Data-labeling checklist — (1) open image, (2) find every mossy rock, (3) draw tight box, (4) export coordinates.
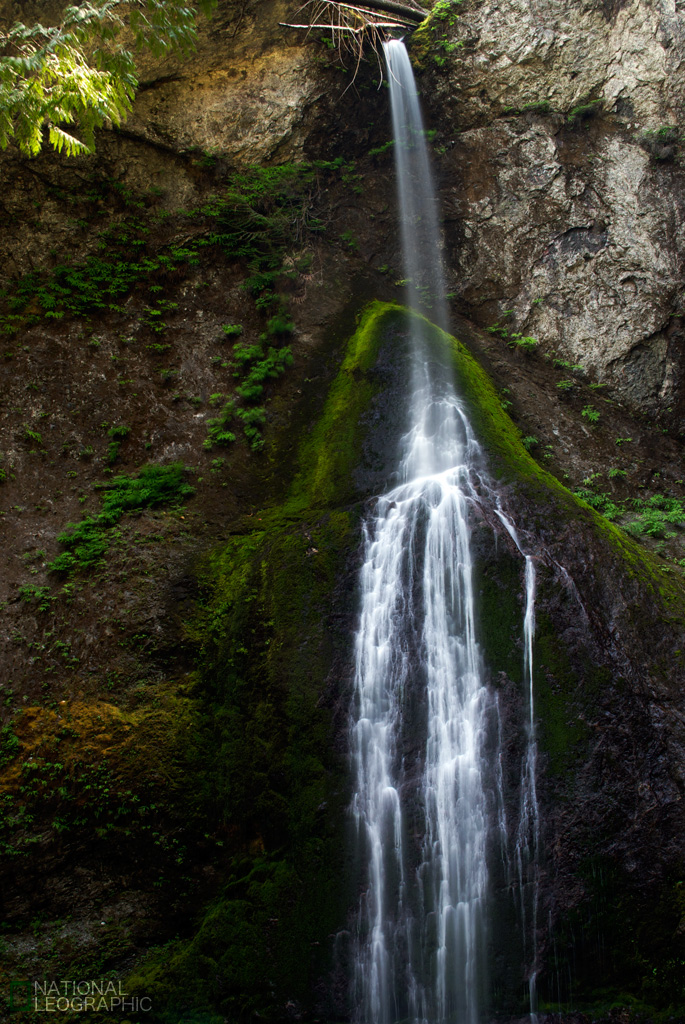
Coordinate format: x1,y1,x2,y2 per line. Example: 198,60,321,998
125,302,685,1021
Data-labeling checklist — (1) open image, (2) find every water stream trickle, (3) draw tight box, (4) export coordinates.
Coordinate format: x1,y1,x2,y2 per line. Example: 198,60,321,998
496,512,540,1020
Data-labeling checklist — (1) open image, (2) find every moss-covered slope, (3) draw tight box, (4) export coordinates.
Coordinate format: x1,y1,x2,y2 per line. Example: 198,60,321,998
2,301,683,1022
125,302,685,1021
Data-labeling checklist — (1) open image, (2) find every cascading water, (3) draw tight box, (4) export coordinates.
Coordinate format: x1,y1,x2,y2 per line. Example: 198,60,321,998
349,37,540,1024
383,39,448,333
350,39,489,1024
350,388,490,1024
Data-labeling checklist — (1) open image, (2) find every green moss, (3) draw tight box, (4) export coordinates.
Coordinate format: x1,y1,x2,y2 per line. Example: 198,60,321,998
127,519,355,1018
567,98,604,125
0,682,208,870
543,859,685,1017
287,299,390,510
474,544,524,686
531,610,592,773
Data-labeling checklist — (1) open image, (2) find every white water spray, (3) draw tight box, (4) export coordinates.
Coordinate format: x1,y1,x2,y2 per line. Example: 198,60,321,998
350,368,491,1024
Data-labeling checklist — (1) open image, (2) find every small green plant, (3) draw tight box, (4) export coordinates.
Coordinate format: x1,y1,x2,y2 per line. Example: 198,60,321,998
572,485,685,544
625,495,685,539
553,358,584,372
368,140,395,159
574,488,623,521
204,401,237,449
220,324,243,338
429,0,462,28
21,549,45,563
615,437,632,446
340,230,359,251
233,341,293,402
581,405,600,423
48,464,194,574
521,436,539,451
567,98,603,125
639,125,683,162
0,724,19,769
556,379,576,392
608,467,627,480
236,406,267,451
140,298,178,333
522,101,552,115
21,424,43,445
104,424,130,465
509,332,538,352
267,313,295,336
18,584,54,612
486,310,516,339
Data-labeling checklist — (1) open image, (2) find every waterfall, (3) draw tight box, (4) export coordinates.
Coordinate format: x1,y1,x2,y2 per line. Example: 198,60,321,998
350,39,489,1024
349,38,540,1024
384,38,448,333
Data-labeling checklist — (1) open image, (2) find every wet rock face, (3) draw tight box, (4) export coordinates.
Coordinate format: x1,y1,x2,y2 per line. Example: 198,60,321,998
441,122,685,417
125,1,325,164
416,0,685,422
0,0,328,281
433,0,685,129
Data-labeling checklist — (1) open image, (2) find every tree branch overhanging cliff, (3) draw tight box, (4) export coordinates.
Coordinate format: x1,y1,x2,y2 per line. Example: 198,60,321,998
0,0,217,158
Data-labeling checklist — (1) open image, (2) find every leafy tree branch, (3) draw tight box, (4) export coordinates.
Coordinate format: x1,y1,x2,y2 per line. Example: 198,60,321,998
0,0,216,157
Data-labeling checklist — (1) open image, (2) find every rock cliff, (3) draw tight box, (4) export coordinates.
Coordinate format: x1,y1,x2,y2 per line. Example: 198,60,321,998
0,0,684,1020
415,0,685,422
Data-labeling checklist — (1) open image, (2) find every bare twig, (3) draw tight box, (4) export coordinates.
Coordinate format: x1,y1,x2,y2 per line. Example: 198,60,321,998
281,0,423,85
280,22,410,31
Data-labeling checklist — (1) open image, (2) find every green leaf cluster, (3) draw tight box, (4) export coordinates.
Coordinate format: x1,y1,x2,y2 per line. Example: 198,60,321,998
234,341,293,403
0,0,217,156
48,462,194,573
204,342,293,452
573,487,685,540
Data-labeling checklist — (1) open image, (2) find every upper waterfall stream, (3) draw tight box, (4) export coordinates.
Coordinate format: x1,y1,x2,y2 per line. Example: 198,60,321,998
349,39,539,1023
